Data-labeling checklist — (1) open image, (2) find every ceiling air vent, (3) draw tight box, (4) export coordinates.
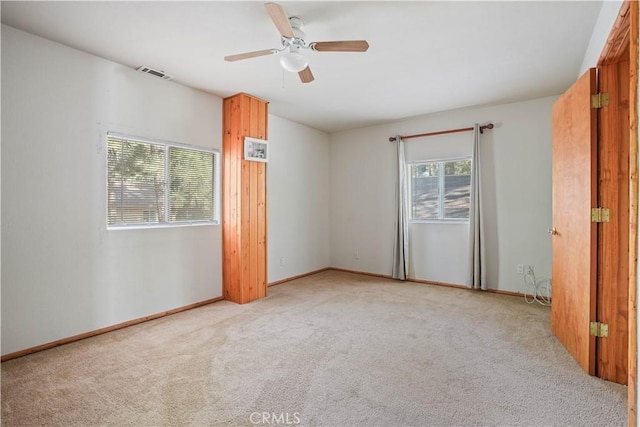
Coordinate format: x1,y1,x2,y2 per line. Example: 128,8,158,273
136,66,173,81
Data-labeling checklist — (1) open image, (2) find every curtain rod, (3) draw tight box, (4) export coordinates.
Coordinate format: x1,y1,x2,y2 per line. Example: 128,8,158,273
388,123,494,142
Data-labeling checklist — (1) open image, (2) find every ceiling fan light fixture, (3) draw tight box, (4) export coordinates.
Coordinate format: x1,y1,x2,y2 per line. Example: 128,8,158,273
279,51,308,73
225,2,368,83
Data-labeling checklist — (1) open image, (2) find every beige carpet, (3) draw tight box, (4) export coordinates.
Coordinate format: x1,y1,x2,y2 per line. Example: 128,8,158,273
1,270,627,426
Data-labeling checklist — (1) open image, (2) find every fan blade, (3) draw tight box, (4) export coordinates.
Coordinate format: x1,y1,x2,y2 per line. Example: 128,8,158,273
224,49,278,62
310,40,370,52
264,2,294,38
298,66,314,83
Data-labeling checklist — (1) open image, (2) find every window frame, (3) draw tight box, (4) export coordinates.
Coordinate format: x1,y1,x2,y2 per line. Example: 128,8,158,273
106,131,220,230
408,156,472,223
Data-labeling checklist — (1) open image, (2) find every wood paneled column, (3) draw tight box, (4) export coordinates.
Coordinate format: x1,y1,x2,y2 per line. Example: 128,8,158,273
222,93,268,304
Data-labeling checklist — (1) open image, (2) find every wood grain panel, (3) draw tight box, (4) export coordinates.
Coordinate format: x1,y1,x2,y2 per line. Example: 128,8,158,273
231,97,242,302
258,162,267,298
222,93,268,304
257,99,268,298
600,1,631,66
598,51,630,385
628,0,638,421
551,69,598,375
249,159,258,302
223,96,240,302
241,157,251,302
240,95,251,302
249,97,259,302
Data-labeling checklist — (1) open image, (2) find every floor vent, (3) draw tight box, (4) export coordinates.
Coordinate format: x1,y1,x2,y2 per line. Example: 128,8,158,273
136,66,173,81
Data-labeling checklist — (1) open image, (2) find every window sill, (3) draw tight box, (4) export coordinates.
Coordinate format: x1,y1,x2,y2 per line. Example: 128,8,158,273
107,221,219,231
409,219,469,225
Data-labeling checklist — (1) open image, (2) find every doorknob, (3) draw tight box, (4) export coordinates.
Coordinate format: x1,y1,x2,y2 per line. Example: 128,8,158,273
547,227,558,235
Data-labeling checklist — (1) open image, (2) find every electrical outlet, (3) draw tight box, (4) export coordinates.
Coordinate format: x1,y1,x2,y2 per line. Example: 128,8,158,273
354,251,359,260
517,264,524,275
526,265,535,275
279,257,285,267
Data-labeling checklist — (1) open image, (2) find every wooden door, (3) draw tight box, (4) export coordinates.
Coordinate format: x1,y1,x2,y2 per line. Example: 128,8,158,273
551,68,598,375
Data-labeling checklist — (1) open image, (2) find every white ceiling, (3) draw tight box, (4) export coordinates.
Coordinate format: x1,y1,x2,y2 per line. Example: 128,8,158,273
1,1,603,133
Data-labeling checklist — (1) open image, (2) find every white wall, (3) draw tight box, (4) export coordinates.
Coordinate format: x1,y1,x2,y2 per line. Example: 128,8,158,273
1,25,333,355
579,0,624,75
330,97,555,294
267,116,330,283
1,25,224,355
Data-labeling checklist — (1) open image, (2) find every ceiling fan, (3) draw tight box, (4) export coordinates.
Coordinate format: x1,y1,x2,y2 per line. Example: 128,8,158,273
224,2,369,83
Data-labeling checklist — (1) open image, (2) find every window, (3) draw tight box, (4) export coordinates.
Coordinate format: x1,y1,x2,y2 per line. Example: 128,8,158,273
142,210,158,222
410,159,471,221
107,134,218,228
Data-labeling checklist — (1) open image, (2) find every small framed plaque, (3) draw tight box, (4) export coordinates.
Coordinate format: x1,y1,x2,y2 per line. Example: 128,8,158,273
244,137,268,162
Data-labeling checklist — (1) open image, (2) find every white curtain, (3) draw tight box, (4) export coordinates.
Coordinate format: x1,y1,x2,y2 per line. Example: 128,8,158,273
468,124,486,290
392,137,409,280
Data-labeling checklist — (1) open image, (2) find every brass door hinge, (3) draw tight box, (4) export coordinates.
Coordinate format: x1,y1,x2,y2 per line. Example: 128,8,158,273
591,207,610,223
590,322,609,338
591,93,610,108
